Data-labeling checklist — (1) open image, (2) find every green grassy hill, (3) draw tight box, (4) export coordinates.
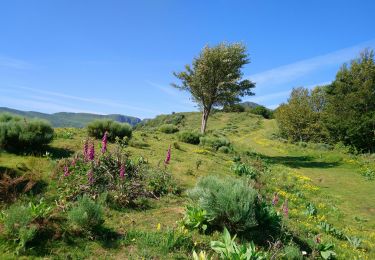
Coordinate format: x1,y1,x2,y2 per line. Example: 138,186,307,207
0,111,374,259
0,107,141,127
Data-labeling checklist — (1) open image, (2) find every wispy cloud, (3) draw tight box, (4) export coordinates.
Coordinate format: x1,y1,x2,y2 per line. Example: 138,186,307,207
12,86,160,115
248,39,375,87
0,56,34,69
146,80,180,97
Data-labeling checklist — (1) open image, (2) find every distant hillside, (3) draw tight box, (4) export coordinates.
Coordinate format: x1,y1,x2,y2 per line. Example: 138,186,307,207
239,101,261,109
0,107,141,128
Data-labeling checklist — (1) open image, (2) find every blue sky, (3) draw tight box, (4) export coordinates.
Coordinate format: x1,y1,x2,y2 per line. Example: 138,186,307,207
1,0,375,119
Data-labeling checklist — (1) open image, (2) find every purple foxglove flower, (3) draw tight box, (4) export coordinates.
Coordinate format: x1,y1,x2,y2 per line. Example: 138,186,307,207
83,139,89,161
88,142,95,161
71,158,76,167
119,163,125,179
64,165,70,177
164,145,171,165
101,131,108,153
272,193,279,206
87,169,94,184
282,199,289,217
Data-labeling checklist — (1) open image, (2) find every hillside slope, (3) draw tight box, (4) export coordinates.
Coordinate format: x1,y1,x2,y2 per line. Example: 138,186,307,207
0,107,141,127
0,111,373,258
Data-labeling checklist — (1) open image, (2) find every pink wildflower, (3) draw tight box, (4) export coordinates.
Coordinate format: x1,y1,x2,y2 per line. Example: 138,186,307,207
63,165,70,177
272,192,279,206
88,142,95,161
101,131,108,153
71,158,76,167
119,163,125,179
282,199,289,217
164,145,171,165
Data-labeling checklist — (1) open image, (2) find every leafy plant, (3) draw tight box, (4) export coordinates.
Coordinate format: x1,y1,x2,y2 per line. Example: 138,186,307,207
210,227,267,260
193,250,211,260
360,167,375,180
283,245,303,260
231,163,257,178
181,205,210,232
304,202,317,216
346,236,362,249
316,242,336,260
28,198,53,219
317,222,345,240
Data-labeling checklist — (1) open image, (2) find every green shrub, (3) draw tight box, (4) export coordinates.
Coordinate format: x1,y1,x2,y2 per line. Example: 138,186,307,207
188,176,258,232
218,146,230,153
129,138,149,148
159,124,179,134
87,119,132,141
199,136,230,150
178,131,202,145
0,113,54,151
283,245,303,260
249,106,273,119
68,195,104,231
2,203,37,252
147,168,180,197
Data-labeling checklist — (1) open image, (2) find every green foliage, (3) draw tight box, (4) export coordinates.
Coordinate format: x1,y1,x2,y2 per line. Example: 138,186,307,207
316,242,336,260
181,205,210,232
317,222,345,240
360,167,375,180
87,119,132,141
28,198,52,219
178,131,202,144
324,49,375,152
137,113,185,129
346,235,362,249
1,203,38,253
147,168,180,197
222,104,245,113
159,124,179,134
129,138,149,148
231,162,257,178
218,146,231,154
210,227,267,260
68,195,104,231
199,136,231,150
249,106,273,119
304,202,317,216
188,176,258,232
282,245,303,260
275,87,328,143
172,42,255,133
0,113,54,151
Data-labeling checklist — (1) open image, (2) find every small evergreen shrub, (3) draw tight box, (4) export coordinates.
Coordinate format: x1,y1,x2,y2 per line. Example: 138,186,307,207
199,136,230,150
68,195,104,231
218,145,231,154
188,175,258,232
87,119,132,141
159,124,179,134
178,131,202,145
2,204,37,252
0,113,54,151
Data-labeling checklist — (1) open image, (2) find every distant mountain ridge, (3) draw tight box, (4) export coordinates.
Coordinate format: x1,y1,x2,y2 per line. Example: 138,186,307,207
239,101,261,109
0,107,141,128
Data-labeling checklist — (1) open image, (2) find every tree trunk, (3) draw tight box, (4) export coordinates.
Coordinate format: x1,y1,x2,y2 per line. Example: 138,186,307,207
201,108,210,134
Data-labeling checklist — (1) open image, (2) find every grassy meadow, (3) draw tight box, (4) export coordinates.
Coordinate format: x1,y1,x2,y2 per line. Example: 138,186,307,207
0,111,374,259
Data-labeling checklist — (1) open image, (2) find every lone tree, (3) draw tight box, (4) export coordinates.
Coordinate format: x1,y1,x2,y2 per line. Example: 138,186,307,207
172,43,255,133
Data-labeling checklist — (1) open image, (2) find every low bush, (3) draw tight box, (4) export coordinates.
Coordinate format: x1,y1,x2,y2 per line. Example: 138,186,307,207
2,204,36,252
68,195,104,232
0,113,54,151
129,139,149,148
283,245,303,260
159,124,179,134
218,146,231,154
87,119,132,141
188,176,258,232
199,136,230,150
178,131,202,145
181,205,210,233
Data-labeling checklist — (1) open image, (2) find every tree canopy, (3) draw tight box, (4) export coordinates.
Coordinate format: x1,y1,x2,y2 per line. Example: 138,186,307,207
172,42,255,133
